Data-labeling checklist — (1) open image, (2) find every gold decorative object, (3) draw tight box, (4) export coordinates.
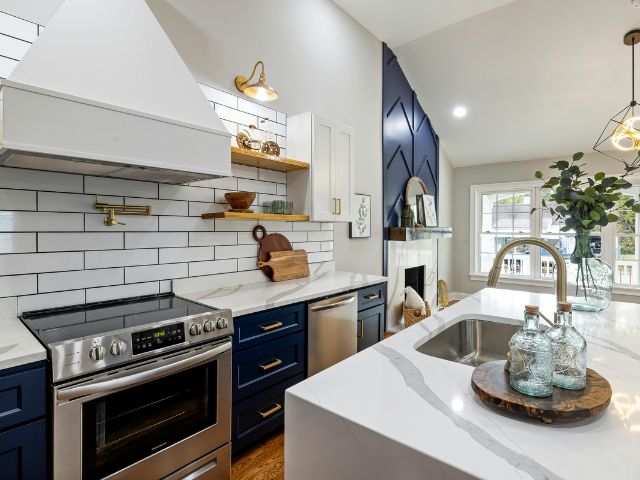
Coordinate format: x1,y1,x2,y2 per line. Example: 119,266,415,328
261,140,280,156
234,60,278,102
236,125,263,151
95,196,151,226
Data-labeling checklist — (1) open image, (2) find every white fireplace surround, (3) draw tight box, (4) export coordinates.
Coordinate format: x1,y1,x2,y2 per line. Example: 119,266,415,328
386,239,438,330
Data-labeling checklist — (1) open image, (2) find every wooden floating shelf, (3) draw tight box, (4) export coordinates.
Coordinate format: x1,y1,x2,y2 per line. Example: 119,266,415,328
230,147,310,172
201,212,310,221
387,226,453,241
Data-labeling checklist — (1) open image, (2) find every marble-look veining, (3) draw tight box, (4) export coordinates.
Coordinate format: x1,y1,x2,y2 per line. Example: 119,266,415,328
176,270,387,317
0,315,46,370
285,288,640,480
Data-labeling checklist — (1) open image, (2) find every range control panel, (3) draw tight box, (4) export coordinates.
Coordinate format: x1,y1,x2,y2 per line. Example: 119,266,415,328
132,323,185,355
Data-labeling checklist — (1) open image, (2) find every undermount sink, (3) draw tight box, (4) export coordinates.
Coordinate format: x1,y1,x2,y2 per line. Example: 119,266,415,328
416,318,520,367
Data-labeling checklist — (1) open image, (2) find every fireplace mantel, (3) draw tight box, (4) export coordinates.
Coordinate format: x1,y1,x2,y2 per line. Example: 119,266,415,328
387,227,452,242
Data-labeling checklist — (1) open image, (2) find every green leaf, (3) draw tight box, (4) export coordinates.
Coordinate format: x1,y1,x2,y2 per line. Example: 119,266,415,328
594,172,606,181
535,170,543,179
607,213,619,222
581,219,593,227
572,152,584,161
541,199,546,208
632,204,640,213
602,177,614,187
589,211,600,221
529,208,536,215
557,160,569,170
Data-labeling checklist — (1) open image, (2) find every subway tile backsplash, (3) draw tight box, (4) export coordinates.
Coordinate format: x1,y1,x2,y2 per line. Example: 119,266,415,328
0,12,332,313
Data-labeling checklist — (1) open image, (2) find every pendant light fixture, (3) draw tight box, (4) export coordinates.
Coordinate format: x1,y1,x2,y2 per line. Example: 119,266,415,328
594,29,640,161
234,60,279,102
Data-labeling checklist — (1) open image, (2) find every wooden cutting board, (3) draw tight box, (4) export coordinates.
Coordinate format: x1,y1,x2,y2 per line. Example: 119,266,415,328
257,250,310,282
253,225,292,275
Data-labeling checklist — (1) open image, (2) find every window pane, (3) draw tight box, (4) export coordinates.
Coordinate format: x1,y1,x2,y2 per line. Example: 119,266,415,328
478,234,530,275
617,236,639,260
540,235,575,279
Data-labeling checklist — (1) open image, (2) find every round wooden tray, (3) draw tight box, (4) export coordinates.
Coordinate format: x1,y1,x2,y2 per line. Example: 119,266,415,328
471,361,612,424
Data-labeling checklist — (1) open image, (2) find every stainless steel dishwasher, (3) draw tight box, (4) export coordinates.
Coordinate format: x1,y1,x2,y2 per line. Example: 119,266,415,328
308,293,358,376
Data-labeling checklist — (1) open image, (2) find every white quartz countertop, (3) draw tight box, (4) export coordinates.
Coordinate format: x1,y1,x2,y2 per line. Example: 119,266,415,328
285,288,640,480
0,315,46,370
177,270,387,317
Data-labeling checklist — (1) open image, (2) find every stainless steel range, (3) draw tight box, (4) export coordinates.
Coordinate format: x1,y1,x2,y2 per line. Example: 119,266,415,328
21,293,233,480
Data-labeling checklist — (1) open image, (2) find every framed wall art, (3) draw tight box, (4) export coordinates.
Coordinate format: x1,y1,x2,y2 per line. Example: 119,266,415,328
350,194,371,238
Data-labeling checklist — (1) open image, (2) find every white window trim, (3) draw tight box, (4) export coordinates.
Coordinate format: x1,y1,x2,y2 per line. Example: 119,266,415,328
469,180,539,280
470,177,640,295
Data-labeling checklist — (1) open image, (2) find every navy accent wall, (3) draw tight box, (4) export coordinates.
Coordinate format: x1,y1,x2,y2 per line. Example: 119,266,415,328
382,43,439,274
383,44,439,229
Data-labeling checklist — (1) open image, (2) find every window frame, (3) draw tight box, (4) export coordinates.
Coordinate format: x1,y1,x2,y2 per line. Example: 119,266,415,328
469,177,640,295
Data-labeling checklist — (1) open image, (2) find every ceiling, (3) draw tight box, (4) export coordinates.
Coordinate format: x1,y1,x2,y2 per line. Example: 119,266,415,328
333,0,517,47
336,0,640,167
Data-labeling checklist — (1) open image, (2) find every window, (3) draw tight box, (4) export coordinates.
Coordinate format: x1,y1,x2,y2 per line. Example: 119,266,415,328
477,190,532,276
470,180,627,288
613,186,640,285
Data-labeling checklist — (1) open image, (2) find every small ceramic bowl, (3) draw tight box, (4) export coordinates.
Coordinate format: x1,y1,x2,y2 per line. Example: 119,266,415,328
224,191,256,210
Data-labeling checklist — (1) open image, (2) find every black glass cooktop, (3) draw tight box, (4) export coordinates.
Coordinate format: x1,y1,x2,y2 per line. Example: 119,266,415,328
21,293,215,345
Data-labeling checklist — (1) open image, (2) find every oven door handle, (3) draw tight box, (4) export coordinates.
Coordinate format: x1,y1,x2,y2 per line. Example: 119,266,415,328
57,341,231,402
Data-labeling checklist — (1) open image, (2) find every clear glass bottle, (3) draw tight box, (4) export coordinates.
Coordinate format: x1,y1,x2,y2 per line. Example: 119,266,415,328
509,305,554,397
545,301,587,390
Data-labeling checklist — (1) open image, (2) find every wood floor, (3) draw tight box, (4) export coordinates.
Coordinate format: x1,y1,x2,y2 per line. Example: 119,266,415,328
231,429,285,480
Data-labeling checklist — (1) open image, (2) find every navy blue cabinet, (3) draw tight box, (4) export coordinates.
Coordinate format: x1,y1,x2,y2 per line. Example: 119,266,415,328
0,361,48,480
357,305,385,352
231,286,386,454
232,304,306,454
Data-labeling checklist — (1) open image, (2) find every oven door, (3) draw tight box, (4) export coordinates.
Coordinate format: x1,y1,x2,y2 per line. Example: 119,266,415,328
53,340,231,480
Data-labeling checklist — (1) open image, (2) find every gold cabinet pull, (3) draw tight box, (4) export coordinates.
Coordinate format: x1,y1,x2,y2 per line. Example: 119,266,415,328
259,321,283,332
357,320,364,338
332,197,337,214
364,293,380,300
258,403,282,418
259,358,283,371
337,198,341,215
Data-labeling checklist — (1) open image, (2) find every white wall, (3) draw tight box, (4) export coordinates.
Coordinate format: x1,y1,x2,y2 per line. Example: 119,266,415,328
438,145,454,287
146,0,383,275
451,151,640,303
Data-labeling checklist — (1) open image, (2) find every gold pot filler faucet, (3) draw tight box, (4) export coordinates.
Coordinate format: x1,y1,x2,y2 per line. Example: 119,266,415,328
486,237,568,326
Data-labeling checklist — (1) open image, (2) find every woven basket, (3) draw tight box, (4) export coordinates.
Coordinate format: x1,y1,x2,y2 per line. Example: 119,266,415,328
403,301,431,327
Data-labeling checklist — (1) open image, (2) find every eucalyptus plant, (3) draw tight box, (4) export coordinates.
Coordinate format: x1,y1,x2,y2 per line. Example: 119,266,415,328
532,152,640,232
532,151,640,304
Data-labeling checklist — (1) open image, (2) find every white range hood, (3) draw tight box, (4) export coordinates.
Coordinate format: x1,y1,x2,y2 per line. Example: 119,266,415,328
0,0,232,183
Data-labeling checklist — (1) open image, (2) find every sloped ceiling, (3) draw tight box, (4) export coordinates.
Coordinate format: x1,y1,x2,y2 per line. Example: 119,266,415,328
335,0,640,167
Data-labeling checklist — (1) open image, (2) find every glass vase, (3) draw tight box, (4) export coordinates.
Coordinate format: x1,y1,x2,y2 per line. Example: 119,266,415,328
566,230,613,312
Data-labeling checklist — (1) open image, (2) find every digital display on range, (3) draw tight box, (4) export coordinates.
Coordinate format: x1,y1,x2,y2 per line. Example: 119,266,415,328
132,323,184,355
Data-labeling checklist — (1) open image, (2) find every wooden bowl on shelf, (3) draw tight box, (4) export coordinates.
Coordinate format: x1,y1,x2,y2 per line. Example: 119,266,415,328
224,191,256,212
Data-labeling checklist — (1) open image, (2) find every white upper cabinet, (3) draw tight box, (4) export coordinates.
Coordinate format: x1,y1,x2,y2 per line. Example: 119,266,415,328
287,112,354,222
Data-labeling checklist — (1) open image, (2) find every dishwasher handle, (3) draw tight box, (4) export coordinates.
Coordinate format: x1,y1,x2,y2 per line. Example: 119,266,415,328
309,295,356,312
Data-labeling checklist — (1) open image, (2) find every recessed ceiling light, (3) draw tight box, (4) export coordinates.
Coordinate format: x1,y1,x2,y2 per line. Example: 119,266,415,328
453,106,467,118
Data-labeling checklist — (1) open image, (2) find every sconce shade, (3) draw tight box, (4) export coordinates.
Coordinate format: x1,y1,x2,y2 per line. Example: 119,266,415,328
235,61,279,101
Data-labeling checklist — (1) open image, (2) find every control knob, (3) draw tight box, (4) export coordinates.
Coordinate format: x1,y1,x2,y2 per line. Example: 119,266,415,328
189,323,203,336
89,345,106,361
110,339,127,356
203,320,215,332
216,317,229,329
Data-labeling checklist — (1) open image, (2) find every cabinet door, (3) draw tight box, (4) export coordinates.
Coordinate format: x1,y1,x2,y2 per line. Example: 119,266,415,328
333,123,354,222
357,305,384,352
311,116,335,222
0,419,47,480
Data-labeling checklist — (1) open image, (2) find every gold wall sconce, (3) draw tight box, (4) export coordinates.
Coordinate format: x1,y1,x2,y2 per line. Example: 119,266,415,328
235,60,279,102
95,196,151,226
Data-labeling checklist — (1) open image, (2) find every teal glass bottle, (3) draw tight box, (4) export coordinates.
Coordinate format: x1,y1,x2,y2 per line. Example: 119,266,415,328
509,305,553,397
545,301,587,390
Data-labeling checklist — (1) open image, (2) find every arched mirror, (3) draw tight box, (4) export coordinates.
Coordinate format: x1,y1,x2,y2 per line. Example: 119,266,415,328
404,176,428,204
404,177,429,227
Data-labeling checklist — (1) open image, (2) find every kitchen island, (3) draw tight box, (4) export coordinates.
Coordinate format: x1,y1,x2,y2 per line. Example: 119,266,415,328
285,288,640,480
